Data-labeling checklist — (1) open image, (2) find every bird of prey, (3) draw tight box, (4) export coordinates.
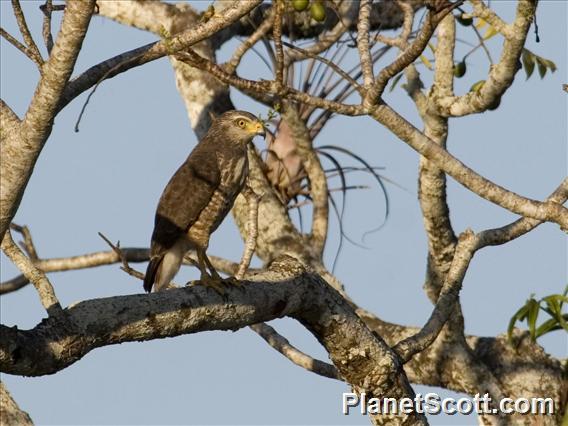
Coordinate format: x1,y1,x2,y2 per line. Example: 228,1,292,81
143,110,265,293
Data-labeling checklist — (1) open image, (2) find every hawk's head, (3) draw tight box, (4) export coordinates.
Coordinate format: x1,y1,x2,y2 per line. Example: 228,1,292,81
214,110,266,145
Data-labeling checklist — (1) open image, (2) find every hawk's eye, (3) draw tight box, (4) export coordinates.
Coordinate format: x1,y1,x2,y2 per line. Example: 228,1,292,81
237,119,247,128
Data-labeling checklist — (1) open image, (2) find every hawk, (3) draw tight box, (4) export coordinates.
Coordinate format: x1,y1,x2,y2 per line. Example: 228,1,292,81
143,110,265,293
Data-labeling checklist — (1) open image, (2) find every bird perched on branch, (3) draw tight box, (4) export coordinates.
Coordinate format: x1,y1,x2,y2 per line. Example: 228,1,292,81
144,110,266,293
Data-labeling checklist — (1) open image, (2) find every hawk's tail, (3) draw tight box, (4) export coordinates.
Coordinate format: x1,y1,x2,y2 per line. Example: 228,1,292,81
143,257,162,293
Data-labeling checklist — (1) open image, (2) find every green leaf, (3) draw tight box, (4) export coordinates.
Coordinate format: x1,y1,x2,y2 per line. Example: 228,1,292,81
543,295,568,331
508,303,530,343
389,73,404,92
541,58,557,73
526,299,540,341
535,316,562,339
536,57,547,78
522,49,535,80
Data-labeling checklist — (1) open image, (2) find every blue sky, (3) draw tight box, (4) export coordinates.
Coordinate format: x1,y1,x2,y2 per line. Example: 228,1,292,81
1,1,566,425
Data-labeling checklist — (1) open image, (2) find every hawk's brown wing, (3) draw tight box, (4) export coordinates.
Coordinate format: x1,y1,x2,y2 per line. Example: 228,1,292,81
150,143,221,257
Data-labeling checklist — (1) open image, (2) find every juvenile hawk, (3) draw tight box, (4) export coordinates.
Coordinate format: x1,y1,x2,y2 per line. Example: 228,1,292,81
143,110,265,293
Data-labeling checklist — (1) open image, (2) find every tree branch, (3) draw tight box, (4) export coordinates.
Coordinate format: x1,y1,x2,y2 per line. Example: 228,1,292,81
11,0,43,67
1,230,63,318
357,0,374,88
58,1,262,116
0,247,245,295
371,104,568,229
249,322,340,380
435,0,537,116
0,0,96,242
0,381,33,426
0,256,425,425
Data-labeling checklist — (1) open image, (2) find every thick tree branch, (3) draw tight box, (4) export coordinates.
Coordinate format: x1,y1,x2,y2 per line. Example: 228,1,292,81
0,256,425,425
418,13,457,301
0,0,96,243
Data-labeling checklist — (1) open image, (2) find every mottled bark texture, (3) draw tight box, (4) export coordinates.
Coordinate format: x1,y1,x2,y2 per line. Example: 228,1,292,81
0,381,33,426
0,256,425,425
0,0,96,241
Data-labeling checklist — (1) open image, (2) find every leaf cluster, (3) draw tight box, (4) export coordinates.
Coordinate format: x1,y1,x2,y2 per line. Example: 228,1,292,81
508,285,568,345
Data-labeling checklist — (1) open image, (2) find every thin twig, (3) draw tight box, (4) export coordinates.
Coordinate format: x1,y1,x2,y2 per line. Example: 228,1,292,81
0,27,42,67
10,223,39,260
11,0,43,67
226,8,274,74
98,232,145,281
40,0,55,54
281,41,363,95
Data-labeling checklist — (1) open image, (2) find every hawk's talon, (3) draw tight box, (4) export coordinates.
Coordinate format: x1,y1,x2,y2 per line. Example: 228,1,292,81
196,272,226,295
223,276,243,288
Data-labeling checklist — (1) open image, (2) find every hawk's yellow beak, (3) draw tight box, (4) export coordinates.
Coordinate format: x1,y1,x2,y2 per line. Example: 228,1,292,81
247,121,266,138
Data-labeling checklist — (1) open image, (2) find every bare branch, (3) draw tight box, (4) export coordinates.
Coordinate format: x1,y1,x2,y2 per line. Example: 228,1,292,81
394,230,475,362
0,247,245,295
1,229,63,318
357,0,374,87
10,223,39,260
59,1,263,113
1,0,96,242
0,256,426,425
11,0,43,67
282,41,363,95
418,13,457,300
470,0,511,38
0,27,41,67
226,8,274,74
371,104,568,229
436,1,537,116
174,50,364,116
236,186,261,280
394,180,567,362
272,0,285,88
474,179,568,249
250,323,340,380
367,3,461,104
40,0,55,54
